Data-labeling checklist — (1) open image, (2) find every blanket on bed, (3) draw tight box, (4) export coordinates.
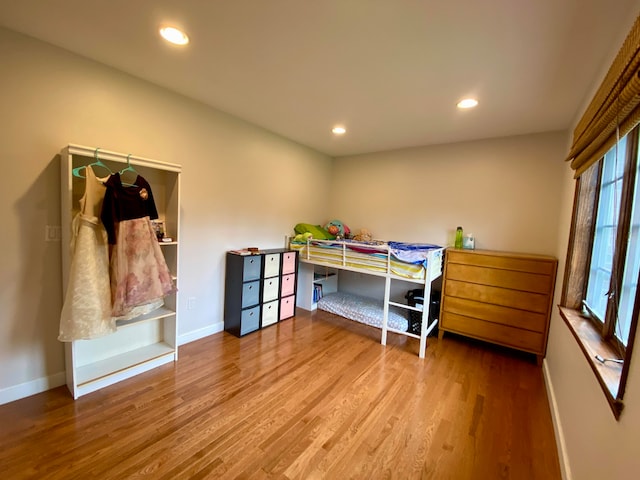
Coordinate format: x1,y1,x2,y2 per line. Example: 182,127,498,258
317,291,409,332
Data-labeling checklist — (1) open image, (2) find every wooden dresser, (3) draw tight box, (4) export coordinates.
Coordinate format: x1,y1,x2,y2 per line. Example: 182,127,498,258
438,248,557,364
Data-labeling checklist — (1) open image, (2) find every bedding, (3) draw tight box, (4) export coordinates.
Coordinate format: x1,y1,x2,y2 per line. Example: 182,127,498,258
317,291,409,332
290,238,443,280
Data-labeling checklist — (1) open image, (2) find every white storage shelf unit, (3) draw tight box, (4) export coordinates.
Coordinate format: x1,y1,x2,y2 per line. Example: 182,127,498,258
297,266,338,311
60,144,181,399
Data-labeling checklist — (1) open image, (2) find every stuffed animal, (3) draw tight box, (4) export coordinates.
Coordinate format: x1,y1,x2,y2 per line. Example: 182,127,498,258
352,228,372,242
324,220,350,237
292,232,313,243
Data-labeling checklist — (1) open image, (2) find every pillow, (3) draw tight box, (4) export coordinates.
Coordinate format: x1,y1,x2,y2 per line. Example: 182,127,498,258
294,223,335,240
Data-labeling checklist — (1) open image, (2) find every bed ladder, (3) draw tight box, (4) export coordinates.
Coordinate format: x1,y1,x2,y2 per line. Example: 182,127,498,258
380,248,439,359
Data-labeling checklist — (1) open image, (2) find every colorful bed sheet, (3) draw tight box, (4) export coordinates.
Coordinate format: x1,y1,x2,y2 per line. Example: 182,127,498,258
290,238,443,280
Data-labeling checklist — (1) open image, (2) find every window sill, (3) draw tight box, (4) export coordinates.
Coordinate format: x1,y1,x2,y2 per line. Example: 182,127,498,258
558,306,623,419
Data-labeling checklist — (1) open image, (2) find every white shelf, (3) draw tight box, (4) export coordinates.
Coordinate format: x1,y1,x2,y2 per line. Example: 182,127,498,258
296,264,339,311
115,306,176,328
313,272,336,283
61,144,181,399
76,342,175,386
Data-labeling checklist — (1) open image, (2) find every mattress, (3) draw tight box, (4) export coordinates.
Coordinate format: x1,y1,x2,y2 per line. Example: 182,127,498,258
317,291,409,332
290,239,442,280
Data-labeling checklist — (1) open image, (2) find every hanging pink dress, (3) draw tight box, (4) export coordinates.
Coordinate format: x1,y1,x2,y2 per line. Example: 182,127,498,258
101,173,175,319
59,166,115,341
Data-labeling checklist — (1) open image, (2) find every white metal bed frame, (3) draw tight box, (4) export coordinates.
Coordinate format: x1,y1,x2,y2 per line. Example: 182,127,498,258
288,236,444,358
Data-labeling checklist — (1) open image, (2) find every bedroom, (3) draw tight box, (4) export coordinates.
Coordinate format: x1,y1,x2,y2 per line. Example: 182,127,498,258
1,1,639,478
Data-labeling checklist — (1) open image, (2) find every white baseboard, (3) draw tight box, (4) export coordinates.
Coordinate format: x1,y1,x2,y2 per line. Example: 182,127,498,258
543,359,572,480
178,321,224,346
0,371,66,406
0,323,224,406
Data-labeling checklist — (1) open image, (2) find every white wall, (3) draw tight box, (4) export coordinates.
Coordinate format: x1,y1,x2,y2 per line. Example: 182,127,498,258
327,133,567,312
0,27,332,403
330,132,567,254
542,13,640,480
545,139,640,480
544,144,640,480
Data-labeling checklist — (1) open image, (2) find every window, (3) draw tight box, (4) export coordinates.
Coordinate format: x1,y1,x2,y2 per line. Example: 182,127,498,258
561,127,640,418
584,137,626,323
618,151,640,345
562,13,640,419
584,134,637,348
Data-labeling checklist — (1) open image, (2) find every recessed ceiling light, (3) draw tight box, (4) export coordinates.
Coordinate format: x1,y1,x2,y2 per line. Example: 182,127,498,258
160,26,189,46
457,98,478,109
332,126,346,135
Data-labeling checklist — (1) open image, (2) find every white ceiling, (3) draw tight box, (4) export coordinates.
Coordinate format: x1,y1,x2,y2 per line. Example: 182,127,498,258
0,0,638,157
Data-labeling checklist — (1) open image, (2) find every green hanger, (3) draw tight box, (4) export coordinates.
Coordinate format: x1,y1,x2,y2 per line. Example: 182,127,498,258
72,148,113,178
119,154,138,187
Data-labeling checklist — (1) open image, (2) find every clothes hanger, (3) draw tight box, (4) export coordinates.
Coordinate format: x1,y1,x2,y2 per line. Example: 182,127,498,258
71,148,113,178
118,154,138,187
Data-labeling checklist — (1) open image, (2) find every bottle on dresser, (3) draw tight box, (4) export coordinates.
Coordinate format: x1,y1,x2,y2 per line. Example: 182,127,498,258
455,226,463,248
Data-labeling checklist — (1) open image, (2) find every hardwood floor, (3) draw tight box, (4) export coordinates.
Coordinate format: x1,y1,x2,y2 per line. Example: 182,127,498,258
0,309,561,479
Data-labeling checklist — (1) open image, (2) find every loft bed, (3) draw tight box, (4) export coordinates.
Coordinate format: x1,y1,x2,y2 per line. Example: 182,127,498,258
288,236,444,358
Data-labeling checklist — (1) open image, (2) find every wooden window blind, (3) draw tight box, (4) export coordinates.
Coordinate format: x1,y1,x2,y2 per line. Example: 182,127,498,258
567,14,640,177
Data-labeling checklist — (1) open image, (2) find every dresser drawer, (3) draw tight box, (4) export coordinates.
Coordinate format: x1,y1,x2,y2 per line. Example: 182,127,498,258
446,249,556,276
281,273,296,297
282,251,297,274
262,300,279,327
442,296,547,333
441,311,545,353
444,279,550,314
446,263,553,294
262,276,280,303
264,253,281,278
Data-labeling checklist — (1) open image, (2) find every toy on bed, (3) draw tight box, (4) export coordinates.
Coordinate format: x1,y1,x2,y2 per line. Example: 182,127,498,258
352,228,372,242
292,232,314,243
293,220,352,241
324,219,350,238
293,222,335,241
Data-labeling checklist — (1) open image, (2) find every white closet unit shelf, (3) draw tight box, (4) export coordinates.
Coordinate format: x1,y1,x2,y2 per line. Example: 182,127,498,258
60,144,181,399
308,269,338,310
75,342,176,387
115,306,176,328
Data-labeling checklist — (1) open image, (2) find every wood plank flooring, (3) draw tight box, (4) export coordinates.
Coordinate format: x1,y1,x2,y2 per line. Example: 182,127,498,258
0,309,561,479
